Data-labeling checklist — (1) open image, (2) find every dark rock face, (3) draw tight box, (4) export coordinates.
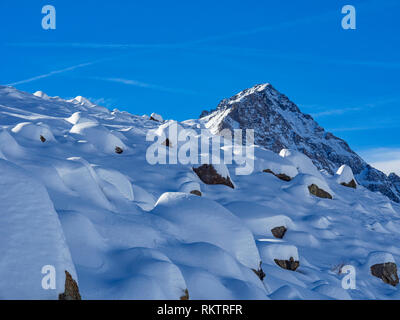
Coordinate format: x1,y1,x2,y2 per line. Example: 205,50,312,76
263,169,292,182
150,116,159,122
308,184,333,199
341,179,357,189
371,263,399,287
190,190,202,196
200,84,400,203
193,164,234,189
40,135,46,143
271,226,287,239
180,289,189,300
58,271,82,300
115,146,123,154
389,173,400,194
274,257,299,271
252,262,266,281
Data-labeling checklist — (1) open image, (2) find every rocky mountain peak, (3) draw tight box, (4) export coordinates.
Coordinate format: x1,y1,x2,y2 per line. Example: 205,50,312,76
200,84,400,203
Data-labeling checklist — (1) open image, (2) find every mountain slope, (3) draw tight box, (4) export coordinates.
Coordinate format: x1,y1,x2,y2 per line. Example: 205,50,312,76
1,85,400,300
200,84,400,203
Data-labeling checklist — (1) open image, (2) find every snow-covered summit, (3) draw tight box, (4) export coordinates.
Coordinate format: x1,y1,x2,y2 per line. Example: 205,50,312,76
200,84,400,203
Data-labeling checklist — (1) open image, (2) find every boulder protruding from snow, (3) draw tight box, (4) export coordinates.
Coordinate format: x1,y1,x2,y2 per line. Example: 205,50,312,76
12,122,55,143
274,257,300,271
263,169,292,182
271,226,287,239
252,262,266,281
279,149,323,179
190,190,202,196
371,263,399,287
193,164,234,189
58,270,82,300
308,184,333,199
180,289,189,300
336,165,357,189
150,113,163,122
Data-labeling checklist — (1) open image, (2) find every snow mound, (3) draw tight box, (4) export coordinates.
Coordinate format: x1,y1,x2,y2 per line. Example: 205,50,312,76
70,122,127,154
95,167,134,201
253,146,298,178
283,173,334,200
336,164,356,185
367,251,396,266
152,192,261,269
66,112,98,125
258,243,299,263
150,112,164,122
0,129,24,158
12,122,56,142
54,157,113,211
0,160,76,299
69,96,109,113
103,248,187,299
33,91,50,99
279,149,323,179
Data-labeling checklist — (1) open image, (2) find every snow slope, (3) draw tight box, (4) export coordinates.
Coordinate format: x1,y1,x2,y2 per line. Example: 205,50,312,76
1,85,400,300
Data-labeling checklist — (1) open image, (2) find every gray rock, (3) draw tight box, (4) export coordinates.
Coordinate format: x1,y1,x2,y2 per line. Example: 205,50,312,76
58,270,82,300
308,184,333,199
274,257,299,271
371,262,399,287
263,169,292,181
193,164,234,189
190,190,202,196
271,226,287,239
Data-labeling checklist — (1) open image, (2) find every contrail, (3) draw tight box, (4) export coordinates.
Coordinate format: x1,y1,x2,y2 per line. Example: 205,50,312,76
6,60,97,86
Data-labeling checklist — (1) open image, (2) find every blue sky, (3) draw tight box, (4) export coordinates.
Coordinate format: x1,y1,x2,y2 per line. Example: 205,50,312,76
1,0,400,173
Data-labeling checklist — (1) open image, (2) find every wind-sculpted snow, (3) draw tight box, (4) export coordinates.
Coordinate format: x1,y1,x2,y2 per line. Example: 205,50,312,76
200,84,400,203
1,85,400,300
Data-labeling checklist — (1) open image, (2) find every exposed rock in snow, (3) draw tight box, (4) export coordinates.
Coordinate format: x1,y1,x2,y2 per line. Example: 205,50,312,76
308,184,333,199
58,270,82,300
190,190,202,196
70,122,127,154
193,163,234,188
12,122,56,143
336,165,357,189
368,252,399,286
280,149,323,179
259,243,299,271
263,169,292,181
274,257,300,271
115,146,124,154
150,113,163,122
200,84,400,202
370,263,399,287
271,226,287,239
